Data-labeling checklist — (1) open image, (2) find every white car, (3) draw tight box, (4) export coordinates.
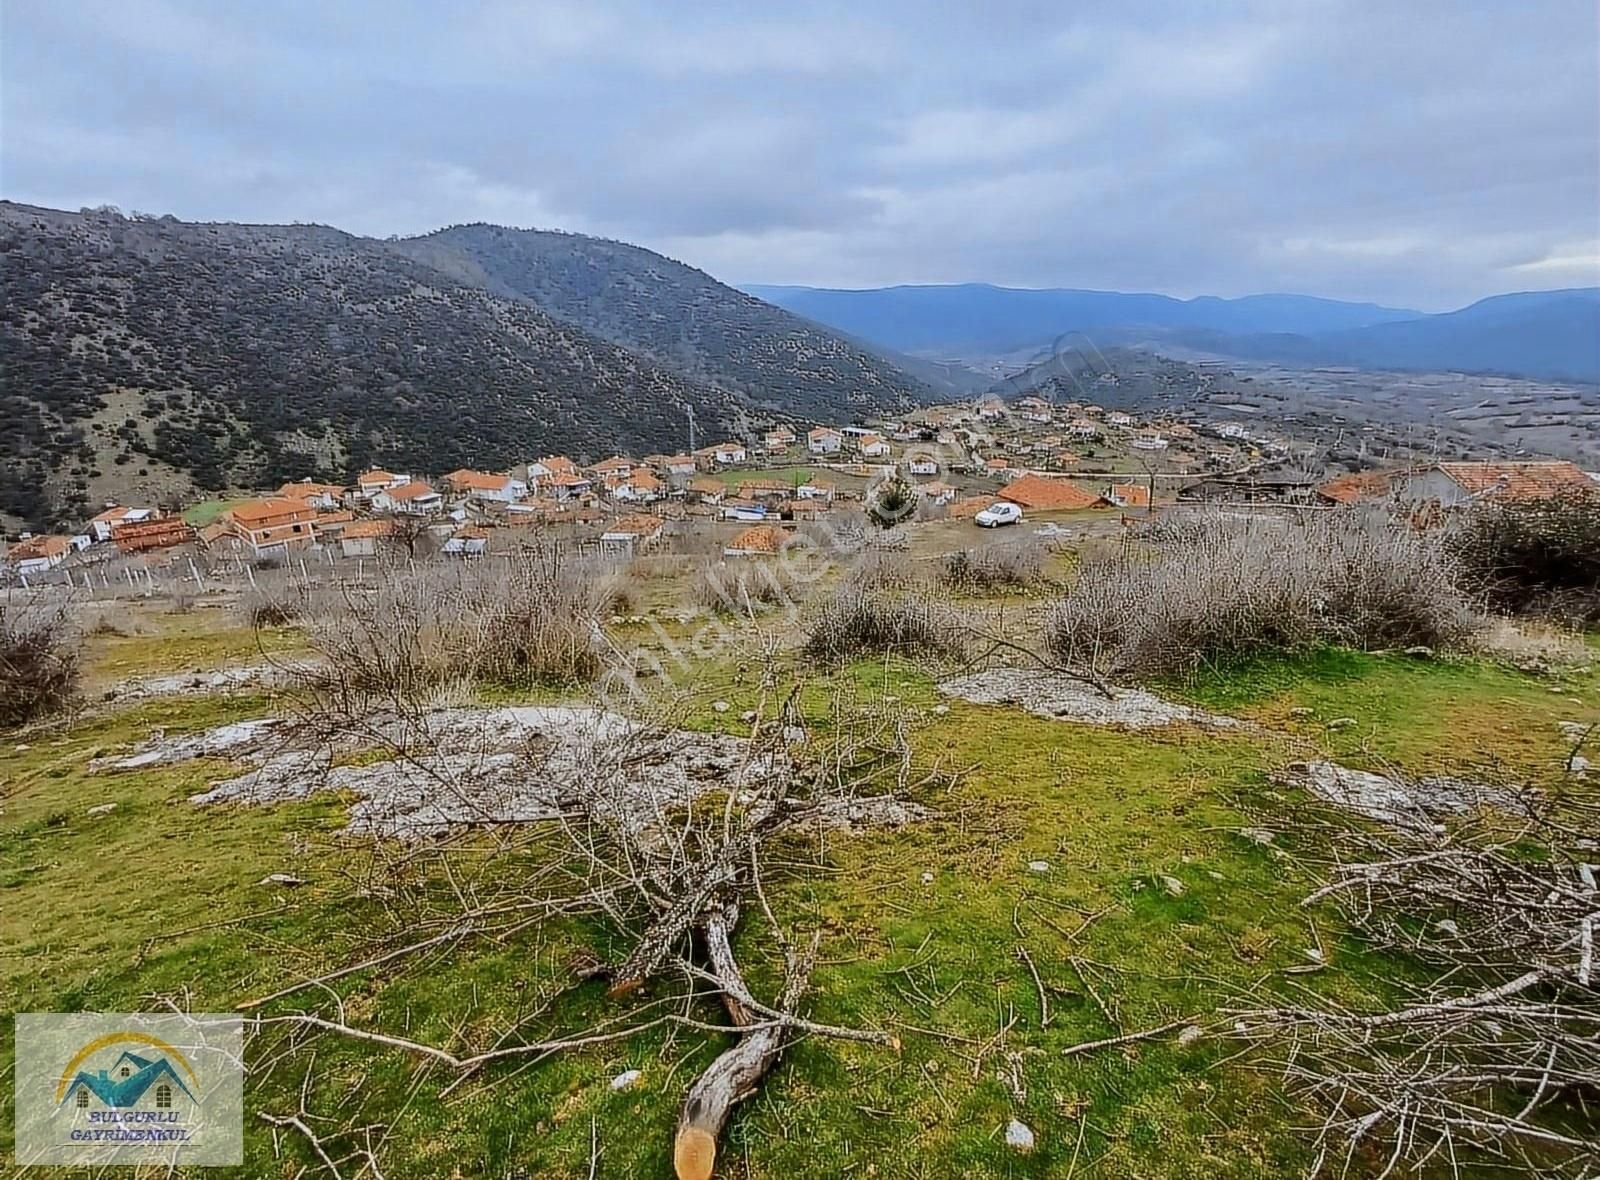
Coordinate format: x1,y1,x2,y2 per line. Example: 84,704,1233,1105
974,502,1022,528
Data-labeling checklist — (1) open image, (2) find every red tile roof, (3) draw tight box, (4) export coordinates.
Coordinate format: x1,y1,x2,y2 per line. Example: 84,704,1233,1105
444,469,513,492
1105,483,1151,508
996,474,1100,511
112,518,195,553
1435,461,1594,501
607,514,664,537
729,524,788,553
384,481,438,502
9,534,71,561
230,497,318,524
277,481,346,499
1317,469,1399,504
341,520,399,540
947,495,993,519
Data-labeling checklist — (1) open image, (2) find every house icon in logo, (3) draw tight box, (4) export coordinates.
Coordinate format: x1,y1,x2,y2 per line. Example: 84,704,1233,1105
55,1032,201,1113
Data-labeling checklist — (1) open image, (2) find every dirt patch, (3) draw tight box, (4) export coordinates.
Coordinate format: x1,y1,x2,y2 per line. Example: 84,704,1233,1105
1280,759,1524,827
938,669,1240,729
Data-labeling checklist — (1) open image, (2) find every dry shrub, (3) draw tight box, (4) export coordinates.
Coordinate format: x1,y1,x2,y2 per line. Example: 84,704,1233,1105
1472,616,1592,673
1047,510,1477,677
1449,489,1600,624
940,540,1047,592
803,579,964,664
239,583,303,628
0,595,79,729
628,553,691,581
307,547,609,704
849,549,931,593
598,568,642,617
691,560,803,614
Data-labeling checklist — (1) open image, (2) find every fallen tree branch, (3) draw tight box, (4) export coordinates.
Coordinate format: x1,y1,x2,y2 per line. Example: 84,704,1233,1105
238,924,474,1011
1059,1017,1195,1059
259,1110,347,1179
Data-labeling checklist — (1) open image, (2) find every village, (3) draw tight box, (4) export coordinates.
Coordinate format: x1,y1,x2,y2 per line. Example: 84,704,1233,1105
5,389,1597,584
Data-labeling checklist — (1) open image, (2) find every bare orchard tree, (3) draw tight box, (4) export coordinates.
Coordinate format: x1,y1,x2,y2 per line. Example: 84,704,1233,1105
1228,774,1600,1178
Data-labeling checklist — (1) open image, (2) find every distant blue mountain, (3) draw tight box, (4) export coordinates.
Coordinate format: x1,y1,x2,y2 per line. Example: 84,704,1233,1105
744,283,1600,383
1150,289,1600,383
743,282,1422,355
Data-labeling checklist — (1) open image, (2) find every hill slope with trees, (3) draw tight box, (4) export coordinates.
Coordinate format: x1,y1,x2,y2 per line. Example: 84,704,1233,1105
0,203,928,529
397,223,931,419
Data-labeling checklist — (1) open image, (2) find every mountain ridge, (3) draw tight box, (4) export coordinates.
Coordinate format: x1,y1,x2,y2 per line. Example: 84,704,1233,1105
748,282,1600,382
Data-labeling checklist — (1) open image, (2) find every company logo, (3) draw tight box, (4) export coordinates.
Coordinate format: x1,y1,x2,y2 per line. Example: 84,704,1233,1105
14,1014,242,1167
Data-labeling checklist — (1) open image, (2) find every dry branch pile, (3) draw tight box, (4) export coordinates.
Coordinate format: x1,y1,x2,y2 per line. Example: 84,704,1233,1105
1230,786,1600,1177
246,677,937,1177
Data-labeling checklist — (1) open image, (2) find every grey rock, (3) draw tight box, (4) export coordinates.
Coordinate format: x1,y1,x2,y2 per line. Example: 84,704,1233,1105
1004,1119,1035,1152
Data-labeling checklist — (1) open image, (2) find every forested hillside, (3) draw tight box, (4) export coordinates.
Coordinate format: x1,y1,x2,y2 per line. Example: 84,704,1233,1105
399,223,929,420
0,203,928,529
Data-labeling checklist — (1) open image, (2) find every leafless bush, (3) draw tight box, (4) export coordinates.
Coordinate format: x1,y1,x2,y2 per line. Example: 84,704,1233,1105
691,560,803,614
629,553,692,581
1046,510,1478,677
1230,788,1600,1176
305,547,610,708
597,567,641,616
239,582,303,628
849,548,931,594
0,594,79,729
939,540,1048,592
803,581,964,664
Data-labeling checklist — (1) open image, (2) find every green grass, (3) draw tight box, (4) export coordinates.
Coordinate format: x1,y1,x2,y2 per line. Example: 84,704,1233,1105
715,466,817,490
4,629,1595,1177
83,613,306,681
1168,646,1599,772
181,497,256,527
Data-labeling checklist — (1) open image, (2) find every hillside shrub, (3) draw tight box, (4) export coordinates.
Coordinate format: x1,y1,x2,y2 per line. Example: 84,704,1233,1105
850,549,931,594
307,547,609,705
1449,490,1600,624
0,597,79,728
1046,510,1477,677
691,560,802,614
804,582,964,664
940,541,1047,592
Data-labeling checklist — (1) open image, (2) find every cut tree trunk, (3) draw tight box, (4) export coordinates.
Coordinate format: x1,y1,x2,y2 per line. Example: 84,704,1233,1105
673,903,815,1180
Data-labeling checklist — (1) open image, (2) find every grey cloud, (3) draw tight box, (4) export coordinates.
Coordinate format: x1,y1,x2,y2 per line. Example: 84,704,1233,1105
2,0,1594,307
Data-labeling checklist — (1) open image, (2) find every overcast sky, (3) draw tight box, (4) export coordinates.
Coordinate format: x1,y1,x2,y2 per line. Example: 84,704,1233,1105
3,0,1597,308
